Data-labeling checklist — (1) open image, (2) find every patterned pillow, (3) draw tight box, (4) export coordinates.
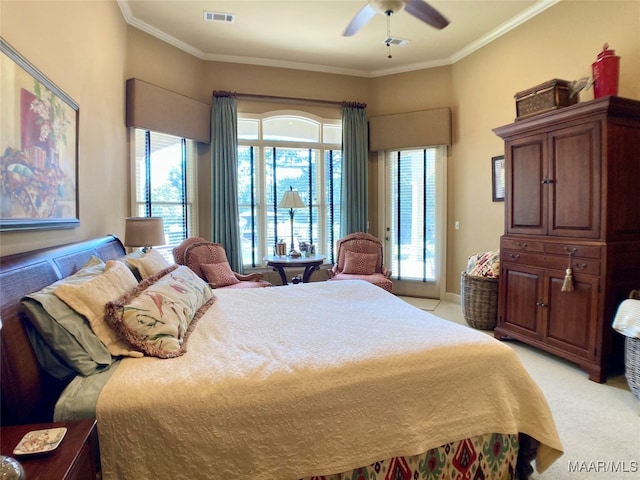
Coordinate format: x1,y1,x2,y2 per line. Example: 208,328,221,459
105,265,215,358
54,260,143,358
124,249,171,279
342,251,378,275
466,250,500,278
201,262,240,288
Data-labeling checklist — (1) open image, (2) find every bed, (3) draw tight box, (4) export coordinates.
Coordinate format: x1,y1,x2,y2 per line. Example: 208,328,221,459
0,235,563,479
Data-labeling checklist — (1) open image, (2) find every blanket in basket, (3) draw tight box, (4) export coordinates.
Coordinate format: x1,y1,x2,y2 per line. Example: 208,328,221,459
612,299,640,338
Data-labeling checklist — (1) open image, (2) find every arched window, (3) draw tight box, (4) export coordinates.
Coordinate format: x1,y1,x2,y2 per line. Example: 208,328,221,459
237,111,342,267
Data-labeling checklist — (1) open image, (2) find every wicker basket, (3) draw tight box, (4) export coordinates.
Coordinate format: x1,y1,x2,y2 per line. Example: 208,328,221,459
624,289,640,400
626,337,640,400
460,272,499,330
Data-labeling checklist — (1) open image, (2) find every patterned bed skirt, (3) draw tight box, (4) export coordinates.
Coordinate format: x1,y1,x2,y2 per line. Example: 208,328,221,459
301,432,531,480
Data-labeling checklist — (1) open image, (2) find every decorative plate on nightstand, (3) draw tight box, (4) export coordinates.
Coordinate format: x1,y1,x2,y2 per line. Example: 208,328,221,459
13,427,67,456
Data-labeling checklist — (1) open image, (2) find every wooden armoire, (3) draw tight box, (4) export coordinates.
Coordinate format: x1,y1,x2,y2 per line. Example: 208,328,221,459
493,96,640,383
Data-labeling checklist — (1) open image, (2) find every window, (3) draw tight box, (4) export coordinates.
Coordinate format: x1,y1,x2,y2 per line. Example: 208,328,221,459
237,111,342,267
132,129,197,259
384,147,445,296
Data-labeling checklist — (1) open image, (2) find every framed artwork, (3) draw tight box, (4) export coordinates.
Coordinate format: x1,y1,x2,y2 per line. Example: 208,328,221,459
0,38,79,231
492,155,505,202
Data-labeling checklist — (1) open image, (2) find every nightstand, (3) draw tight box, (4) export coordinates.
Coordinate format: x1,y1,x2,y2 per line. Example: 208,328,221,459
0,419,98,480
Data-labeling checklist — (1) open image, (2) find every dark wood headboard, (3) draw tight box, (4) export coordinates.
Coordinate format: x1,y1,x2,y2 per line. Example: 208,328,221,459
0,235,126,426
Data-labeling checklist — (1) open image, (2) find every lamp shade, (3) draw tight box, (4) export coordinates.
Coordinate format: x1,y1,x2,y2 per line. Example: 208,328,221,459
278,190,305,209
124,217,165,248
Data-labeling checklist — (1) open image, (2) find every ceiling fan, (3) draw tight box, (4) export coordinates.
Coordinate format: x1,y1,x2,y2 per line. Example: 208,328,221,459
343,0,449,37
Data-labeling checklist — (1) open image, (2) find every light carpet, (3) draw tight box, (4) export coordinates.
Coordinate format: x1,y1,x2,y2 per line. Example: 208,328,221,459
397,296,440,311
416,299,640,479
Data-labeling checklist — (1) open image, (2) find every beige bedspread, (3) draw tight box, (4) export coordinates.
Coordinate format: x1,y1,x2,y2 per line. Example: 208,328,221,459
97,280,562,480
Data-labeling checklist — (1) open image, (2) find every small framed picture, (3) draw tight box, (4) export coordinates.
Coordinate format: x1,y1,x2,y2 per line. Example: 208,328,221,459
492,155,505,202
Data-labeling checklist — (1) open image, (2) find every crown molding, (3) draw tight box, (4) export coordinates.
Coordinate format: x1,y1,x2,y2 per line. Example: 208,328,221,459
118,0,561,79
449,0,560,65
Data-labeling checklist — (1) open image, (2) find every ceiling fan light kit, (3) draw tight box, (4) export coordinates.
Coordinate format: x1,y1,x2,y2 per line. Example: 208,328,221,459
371,0,406,15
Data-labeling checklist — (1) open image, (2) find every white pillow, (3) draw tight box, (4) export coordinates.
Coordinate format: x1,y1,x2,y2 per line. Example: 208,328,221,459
54,260,143,357
124,249,171,279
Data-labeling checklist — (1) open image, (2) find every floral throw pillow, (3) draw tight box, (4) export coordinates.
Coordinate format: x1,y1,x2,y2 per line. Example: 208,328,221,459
201,262,240,288
342,251,378,275
105,265,215,358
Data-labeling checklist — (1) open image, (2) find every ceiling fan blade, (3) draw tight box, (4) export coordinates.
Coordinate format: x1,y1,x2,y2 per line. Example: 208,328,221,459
343,4,377,36
404,0,449,29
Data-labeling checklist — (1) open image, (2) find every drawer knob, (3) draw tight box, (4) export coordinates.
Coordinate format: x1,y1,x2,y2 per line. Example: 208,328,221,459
509,253,521,260
536,301,548,308
563,246,578,254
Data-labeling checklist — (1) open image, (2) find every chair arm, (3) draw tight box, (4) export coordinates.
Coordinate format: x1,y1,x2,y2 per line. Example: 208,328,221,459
328,265,339,278
234,272,264,282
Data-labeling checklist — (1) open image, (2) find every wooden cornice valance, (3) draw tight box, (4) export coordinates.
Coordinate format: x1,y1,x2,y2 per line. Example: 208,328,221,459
369,108,452,151
126,79,211,143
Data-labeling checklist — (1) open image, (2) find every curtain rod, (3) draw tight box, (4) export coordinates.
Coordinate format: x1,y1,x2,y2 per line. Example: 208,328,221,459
214,91,365,108
238,93,344,107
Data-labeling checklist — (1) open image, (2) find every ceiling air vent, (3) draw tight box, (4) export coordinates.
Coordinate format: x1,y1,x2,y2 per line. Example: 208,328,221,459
383,36,409,47
203,11,235,23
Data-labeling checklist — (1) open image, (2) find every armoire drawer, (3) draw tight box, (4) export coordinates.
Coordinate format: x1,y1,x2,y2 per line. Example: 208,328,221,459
500,238,544,252
544,243,602,259
543,255,601,276
501,250,542,264
501,249,600,276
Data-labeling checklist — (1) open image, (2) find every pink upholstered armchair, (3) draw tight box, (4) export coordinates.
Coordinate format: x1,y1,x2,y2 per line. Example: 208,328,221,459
328,232,393,292
172,236,208,266
173,238,271,289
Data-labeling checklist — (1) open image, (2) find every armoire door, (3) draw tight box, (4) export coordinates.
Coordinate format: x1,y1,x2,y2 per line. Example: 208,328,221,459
547,121,601,238
542,270,599,359
506,134,547,235
498,261,543,340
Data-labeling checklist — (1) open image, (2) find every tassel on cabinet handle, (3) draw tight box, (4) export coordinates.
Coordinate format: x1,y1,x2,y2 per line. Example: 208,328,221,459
561,249,575,292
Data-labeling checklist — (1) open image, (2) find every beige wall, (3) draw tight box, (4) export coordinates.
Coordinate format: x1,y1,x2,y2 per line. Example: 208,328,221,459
0,0,128,255
1,0,638,297
448,0,640,294
126,27,206,102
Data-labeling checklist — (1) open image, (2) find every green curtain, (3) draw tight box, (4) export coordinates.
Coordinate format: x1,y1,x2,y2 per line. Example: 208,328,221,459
211,92,243,272
341,102,368,235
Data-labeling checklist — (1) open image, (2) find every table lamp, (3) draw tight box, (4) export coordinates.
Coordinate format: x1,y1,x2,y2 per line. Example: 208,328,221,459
278,187,305,256
124,217,165,253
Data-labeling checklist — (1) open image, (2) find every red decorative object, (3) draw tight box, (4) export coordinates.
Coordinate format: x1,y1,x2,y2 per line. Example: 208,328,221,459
592,43,620,98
